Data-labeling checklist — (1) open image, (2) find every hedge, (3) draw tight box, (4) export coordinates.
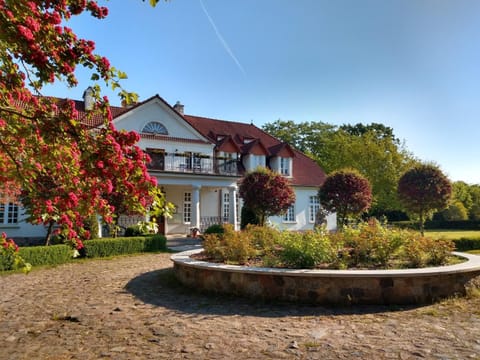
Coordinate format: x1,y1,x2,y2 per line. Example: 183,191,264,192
84,235,166,257
390,220,480,231
19,244,72,267
13,234,166,269
453,238,480,251
425,220,480,230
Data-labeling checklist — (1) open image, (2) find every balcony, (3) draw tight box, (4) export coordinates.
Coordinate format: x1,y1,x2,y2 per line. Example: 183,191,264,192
147,152,239,176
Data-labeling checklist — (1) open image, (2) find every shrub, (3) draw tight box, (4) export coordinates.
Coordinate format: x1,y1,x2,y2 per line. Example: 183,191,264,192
203,224,225,235
428,238,454,265
124,225,143,237
125,221,159,237
1,234,31,273
240,206,260,229
244,225,282,254
345,220,404,267
201,221,457,270
203,225,256,264
19,244,72,267
401,235,454,267
278,230,337,269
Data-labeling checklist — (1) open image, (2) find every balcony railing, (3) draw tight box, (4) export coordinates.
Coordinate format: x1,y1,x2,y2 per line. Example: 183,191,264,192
200,216,230,232
147,153,239,176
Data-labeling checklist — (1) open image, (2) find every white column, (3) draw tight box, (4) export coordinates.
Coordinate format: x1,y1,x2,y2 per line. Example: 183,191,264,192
191,184,201,229
237,195,244,230
96,214,103,238
229,186,238,231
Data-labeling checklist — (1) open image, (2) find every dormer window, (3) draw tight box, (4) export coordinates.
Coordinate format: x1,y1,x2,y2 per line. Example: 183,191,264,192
280,157,291,176
142,121,168,135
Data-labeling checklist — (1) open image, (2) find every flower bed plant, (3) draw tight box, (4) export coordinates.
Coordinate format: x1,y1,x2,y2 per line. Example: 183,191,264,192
0,233,31,273
201,220,457,269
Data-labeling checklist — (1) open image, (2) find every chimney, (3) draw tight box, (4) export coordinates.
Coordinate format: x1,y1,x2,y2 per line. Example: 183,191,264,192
173,101,184,115
83,86,94,111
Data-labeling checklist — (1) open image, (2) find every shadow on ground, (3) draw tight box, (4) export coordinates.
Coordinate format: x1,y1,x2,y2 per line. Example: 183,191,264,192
124,268,419,318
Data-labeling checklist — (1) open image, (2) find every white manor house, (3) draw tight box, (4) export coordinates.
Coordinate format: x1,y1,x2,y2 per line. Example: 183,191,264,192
1,89,336,239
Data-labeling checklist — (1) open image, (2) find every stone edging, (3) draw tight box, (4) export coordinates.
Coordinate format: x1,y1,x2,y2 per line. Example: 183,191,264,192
171,250,480,305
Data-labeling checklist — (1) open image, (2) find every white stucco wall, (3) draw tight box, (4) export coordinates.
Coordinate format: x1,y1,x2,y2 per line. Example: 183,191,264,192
114,99,203,140
1,210,48,240
269,187,336,231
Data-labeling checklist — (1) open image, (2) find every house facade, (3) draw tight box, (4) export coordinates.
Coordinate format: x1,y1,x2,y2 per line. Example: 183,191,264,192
1,92,336,239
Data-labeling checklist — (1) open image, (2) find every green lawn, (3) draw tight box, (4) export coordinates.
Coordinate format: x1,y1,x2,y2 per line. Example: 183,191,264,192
425,230,480,240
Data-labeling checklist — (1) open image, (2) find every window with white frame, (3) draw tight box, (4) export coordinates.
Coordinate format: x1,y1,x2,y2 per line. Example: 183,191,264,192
142,121,168,135
0,202,19,224
283,204,296,223
183,192,191,224
252,154,265,169
309,196,320,223
222,192,229,221
280,157,291,176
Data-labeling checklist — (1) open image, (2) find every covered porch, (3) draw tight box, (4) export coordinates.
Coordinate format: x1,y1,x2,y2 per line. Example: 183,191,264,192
153,172,241,236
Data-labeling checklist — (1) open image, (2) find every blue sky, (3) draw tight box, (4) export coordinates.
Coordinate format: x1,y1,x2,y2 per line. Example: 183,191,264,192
44,0,480,184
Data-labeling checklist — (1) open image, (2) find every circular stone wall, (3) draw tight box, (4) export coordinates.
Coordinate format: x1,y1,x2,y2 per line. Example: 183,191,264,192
171,250,480,305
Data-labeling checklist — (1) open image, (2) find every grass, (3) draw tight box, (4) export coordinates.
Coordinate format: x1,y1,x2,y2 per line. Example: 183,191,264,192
425,230,480,240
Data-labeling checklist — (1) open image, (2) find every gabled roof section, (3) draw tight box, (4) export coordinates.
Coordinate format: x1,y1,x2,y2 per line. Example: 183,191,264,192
269,142,296,157
240,138,269,156
216,135,242,153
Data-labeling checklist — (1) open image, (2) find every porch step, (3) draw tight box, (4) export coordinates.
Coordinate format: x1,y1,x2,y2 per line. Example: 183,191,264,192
166,235,203,252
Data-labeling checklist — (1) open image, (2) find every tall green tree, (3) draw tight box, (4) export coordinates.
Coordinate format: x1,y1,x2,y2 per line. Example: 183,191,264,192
398,164,452,235
468,185,480,220
339,123,399,143
263,120,417,216
262,119,336,158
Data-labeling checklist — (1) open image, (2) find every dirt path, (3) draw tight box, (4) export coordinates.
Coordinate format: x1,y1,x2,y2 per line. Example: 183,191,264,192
1,253,479,359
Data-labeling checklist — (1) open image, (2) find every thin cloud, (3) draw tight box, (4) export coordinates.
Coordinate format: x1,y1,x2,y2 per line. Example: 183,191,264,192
199,0,246,75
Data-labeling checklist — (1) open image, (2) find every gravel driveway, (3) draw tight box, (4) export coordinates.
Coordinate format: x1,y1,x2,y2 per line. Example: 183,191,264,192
1,252,479,359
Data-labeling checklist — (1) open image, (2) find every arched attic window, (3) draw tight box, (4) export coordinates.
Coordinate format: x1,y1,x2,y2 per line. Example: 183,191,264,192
142,121,168,135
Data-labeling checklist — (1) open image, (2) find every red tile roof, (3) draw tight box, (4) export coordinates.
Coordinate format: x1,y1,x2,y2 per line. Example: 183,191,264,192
183,115,326,187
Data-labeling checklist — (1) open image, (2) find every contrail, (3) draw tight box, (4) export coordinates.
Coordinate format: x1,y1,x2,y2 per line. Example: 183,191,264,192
199,0,246,75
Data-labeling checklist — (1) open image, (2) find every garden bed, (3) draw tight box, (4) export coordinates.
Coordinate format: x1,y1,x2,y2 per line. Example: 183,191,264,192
172,249,480,305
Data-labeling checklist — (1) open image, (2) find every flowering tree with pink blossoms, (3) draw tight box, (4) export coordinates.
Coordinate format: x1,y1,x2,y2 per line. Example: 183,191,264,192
0,1,168,247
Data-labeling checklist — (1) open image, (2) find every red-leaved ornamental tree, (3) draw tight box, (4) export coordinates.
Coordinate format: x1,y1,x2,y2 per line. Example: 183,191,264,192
0,1,167,246
319,169,372,227
239,167,295,226
398,164,452,235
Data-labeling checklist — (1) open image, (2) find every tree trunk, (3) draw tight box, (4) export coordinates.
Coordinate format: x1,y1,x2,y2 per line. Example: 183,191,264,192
44,220,55,246
259,212,266,227
419,211,425,237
